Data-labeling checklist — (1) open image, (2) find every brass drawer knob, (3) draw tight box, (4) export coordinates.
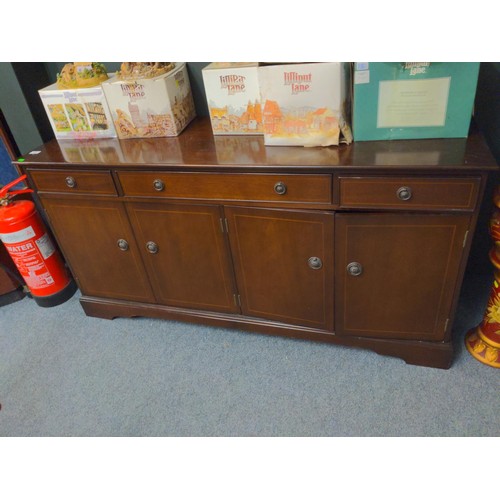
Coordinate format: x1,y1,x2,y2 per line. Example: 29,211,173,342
347,262,363,276
274,181,287,195
308,257,323,270
146,241,159,254
65,176,77,188
117,239,129,251
397,186,412,201
153,179,165,192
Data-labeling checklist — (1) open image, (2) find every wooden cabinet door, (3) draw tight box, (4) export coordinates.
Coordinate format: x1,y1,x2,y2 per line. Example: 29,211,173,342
225,206,334,330
42,198,155,302
335,213,470,341
127,202,239,314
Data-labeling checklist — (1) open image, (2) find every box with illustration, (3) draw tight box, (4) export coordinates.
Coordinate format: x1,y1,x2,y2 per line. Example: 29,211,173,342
39,82,117,140
102,62,196,139
352,62,480,141
202,63,263,135
257,62,352,146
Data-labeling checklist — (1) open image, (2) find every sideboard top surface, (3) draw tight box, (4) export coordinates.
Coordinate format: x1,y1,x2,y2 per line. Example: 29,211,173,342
16,117,498,173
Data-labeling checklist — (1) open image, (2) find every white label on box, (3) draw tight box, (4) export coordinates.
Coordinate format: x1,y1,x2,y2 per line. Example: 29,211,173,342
377,77,451,128
354,70,370,84
356,62,369,71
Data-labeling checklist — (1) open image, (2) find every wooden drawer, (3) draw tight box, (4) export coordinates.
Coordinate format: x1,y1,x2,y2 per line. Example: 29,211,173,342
339,176,481,211
29,169,117,195
117,172,333,204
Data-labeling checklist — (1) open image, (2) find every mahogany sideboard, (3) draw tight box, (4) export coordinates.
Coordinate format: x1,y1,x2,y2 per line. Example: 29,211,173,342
16,118,498,368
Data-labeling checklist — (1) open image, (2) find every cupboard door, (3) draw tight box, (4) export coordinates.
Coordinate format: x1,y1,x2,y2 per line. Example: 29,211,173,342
335,213,470,341
42,198,155,302
225,206,334,330
127,202,239,314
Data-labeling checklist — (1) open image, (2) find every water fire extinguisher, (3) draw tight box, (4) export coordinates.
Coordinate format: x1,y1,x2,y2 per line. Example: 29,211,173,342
0,174,76,307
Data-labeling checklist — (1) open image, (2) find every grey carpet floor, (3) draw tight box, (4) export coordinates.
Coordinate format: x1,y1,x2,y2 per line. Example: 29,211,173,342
1,286,499,437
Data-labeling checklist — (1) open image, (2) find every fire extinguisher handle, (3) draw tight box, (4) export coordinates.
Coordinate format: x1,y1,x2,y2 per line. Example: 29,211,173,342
0,174,28,196
0,174,33,201
7,188,34,197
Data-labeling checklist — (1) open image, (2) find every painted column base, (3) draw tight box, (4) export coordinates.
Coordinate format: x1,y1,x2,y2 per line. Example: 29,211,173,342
465,326,500,368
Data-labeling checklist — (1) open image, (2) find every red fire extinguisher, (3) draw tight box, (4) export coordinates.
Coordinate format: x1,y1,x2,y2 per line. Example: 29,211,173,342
0,174,76,307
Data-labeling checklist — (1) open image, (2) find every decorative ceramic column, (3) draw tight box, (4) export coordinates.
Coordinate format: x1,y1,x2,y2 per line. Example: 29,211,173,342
465,186,500,368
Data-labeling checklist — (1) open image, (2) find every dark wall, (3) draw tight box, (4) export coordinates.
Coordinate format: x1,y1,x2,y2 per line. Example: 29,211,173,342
475,62,500,164
457,62,500,314
0,63,43,154
11,63,53,143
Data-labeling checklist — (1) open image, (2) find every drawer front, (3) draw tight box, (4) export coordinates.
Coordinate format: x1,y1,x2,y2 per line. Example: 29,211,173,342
118,172,333,204
339,176,481,211
29,169,117,195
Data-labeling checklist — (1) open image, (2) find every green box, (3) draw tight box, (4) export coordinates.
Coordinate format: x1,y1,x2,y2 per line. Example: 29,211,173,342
352,62,480,141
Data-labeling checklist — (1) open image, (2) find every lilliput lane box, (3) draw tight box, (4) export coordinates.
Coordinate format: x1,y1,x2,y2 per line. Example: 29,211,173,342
202,63,263,135
39,81,117,140
102,62,196,139
352,62,480,141
257,62,352,146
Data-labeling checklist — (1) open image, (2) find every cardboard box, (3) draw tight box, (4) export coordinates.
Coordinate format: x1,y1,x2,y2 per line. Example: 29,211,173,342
102,62,196,139
352,62,480,141
257,62,352,146
202,63,263,135
39,81,117,140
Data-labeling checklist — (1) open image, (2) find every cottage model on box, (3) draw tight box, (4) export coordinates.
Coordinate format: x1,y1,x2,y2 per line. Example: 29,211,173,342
258,62,352,147
102,62,196,139
202,63,263,135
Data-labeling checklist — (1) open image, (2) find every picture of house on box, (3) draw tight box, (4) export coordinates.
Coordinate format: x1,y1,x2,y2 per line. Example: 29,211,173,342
65,104,91,132
102,63,196,139
47,104,71,132
113,92,195,139
262,100,339,142
202,63,263,136
257,62,351,146
208,100,262,134
85,102,110,130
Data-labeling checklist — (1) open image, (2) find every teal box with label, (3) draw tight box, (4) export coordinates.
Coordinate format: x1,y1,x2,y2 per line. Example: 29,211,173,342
352,62,480,141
